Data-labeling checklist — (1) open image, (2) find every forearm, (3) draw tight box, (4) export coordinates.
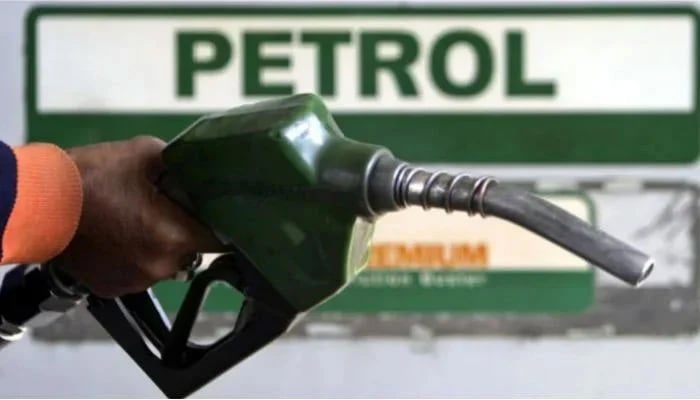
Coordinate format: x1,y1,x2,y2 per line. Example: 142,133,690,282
0,141,82,264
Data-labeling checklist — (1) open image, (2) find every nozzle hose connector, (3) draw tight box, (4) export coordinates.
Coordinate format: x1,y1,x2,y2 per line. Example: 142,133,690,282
367,155,654,287
393,165,496,216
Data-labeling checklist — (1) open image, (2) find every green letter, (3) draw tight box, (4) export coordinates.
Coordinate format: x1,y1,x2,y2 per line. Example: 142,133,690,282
301,31,352,96
360,32,419,97
244,32,293,95
431,30,492,96
176,31,232,97
506,31,556,96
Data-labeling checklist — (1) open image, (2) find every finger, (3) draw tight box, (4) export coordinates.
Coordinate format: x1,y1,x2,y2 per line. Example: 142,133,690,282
147,189,224,253
83,266,151,298
145,257,186,283
129,135,168,182
148,252,201,284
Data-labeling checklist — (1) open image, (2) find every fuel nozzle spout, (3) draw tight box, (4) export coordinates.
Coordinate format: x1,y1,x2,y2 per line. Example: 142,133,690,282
366,155,654,287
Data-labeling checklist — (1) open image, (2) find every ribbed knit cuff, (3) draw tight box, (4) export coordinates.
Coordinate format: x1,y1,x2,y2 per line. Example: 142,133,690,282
1,143,83,264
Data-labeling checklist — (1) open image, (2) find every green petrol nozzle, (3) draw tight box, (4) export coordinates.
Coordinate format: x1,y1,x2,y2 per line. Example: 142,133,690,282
162,93,653,294
89,93,654,398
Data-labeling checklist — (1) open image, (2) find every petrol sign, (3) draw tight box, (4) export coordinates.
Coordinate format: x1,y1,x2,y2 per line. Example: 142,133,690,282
27,6,699,163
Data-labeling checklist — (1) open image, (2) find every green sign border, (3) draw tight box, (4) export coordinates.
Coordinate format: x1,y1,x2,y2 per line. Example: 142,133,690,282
25,5,700,164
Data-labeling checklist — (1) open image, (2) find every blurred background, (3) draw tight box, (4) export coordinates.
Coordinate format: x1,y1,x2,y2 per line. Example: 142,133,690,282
2,0,700,397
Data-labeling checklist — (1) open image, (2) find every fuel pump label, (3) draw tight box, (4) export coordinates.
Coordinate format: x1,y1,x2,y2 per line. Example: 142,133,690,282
26,6,699,163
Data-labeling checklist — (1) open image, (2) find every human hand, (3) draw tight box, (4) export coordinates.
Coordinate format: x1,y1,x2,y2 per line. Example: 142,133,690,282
55,136,221,298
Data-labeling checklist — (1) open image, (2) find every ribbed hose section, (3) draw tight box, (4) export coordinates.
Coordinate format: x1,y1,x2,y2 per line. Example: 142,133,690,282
380,164,653,287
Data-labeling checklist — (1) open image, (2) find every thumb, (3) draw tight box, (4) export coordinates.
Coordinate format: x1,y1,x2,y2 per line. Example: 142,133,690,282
148,188,224,254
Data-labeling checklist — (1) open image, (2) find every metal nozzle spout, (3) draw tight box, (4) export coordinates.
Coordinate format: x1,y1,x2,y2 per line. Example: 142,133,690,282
366,155,654,287
637,259,655,287
482,184,654,287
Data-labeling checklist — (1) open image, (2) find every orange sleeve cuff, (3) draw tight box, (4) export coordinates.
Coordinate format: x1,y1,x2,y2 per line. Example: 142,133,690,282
1,144,83,264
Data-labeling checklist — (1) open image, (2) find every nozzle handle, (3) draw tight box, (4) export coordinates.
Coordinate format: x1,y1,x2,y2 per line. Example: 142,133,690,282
87,252,298,399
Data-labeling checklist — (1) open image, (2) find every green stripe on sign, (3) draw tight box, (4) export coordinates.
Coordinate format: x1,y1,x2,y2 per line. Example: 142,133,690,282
27,113,698,163
341,113,699,164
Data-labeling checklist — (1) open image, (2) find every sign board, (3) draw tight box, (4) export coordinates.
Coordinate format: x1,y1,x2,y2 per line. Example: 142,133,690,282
27,6,699,163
